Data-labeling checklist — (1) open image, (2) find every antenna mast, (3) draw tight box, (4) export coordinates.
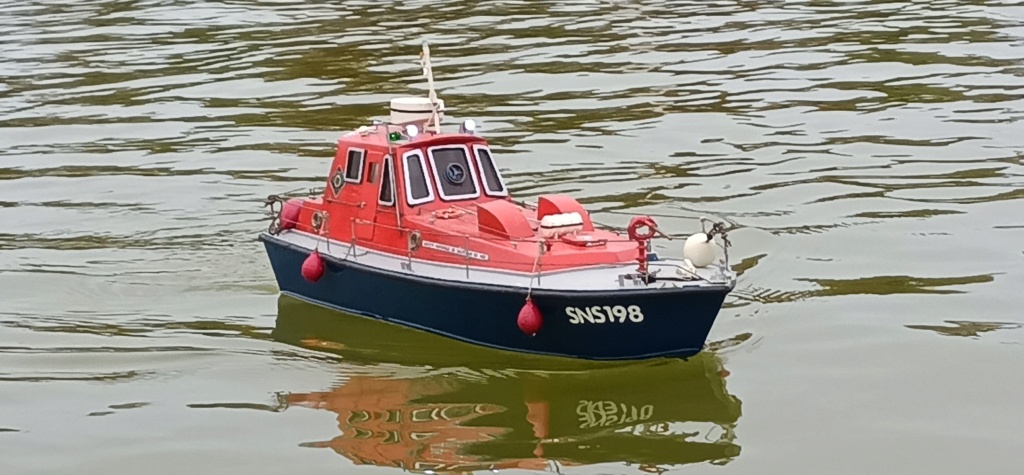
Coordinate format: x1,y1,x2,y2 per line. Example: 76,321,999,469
420,41,442,134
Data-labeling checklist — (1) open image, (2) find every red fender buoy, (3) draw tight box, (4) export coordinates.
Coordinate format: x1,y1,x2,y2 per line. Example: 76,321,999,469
517,299,543,336
279,199,302,231
301,250,324,282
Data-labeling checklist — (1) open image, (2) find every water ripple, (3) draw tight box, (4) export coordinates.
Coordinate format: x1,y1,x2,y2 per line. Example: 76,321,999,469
2,0,1024,472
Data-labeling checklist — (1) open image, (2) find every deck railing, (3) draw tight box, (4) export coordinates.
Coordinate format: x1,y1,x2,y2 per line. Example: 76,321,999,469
263,194,732,280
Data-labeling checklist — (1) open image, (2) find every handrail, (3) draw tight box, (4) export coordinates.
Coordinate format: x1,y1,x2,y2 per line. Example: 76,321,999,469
265,197,734,269
284,221,718,284
274,199,727,246
464,234,470,278
324,196,368,208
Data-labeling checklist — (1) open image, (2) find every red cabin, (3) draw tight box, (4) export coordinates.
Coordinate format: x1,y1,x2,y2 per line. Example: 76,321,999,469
284,99,640,274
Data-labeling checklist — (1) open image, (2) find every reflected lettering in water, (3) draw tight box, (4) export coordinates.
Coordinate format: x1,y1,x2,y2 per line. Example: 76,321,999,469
271,296,743,473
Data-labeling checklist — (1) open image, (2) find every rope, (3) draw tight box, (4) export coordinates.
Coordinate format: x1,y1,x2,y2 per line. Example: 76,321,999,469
524,241,543,301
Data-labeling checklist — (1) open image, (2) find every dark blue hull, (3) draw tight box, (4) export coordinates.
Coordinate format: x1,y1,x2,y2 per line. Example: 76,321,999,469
260,233,733,361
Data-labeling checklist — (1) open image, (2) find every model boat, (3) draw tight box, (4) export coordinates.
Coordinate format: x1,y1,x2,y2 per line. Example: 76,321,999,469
259,42,737,361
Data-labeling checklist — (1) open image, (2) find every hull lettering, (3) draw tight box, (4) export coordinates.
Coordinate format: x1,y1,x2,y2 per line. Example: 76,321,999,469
565,305,644,324
421,241,490,261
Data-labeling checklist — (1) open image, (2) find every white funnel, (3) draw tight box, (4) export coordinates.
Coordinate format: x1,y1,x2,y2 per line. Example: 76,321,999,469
390,97,444,126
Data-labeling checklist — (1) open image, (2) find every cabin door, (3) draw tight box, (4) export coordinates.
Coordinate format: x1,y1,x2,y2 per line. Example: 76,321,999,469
352,150,384,243
372,154,402,247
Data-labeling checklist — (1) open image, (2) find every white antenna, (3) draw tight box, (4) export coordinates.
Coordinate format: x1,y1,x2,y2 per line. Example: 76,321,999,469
419,41,442,134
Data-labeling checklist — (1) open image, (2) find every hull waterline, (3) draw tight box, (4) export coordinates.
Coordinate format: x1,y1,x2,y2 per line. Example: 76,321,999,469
261,233,734,361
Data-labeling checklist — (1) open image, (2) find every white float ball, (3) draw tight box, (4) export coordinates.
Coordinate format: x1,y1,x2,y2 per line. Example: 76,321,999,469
683,233,717,268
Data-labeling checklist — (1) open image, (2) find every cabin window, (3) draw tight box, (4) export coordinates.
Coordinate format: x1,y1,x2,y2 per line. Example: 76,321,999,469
352,428,374,439
347,410,371,423
439,405,473,420
378,155,395,206
428,145,480,201
472,145,508,197
411,408,434,422
344,148,365,183
382,430,401,445
402,150,434,206
409,432,437,441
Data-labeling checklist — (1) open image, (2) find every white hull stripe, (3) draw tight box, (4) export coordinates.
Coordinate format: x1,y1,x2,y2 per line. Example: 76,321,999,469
269,230,735,292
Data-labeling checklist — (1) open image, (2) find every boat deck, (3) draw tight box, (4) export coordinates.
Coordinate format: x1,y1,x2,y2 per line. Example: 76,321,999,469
269,229,734,292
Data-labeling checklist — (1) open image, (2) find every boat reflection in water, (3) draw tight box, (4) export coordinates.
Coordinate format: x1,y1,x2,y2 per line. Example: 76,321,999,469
271,296,744,473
